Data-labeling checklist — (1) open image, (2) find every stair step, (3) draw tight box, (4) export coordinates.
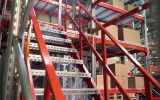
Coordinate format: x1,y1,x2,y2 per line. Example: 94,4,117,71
24,32,72,43
40,25,67,35
29,54,83,64
30,42,77,53
31,69,91,77
35,88,99,95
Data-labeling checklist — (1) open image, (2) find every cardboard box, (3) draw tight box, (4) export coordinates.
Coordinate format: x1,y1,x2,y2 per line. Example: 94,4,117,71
107,57,120,65
108,63,128,77
128,77,145,89
97,75,128,89
110,76,128,89
125,4,135,11
97,75,111,89
97,25,119,40
118,27,141,45
107,0,124,10
125,61,133,72
38,14,49,22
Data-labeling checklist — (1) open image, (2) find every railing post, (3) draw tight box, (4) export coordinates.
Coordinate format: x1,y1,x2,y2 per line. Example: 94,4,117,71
101,30,109,100
79,7,83,59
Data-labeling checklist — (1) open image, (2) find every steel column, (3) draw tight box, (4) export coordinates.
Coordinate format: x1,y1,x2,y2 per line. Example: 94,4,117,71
58,0,62,27
30,8,65,100
76,0,160,90
79,7,83,59
101,30,109,100
91,0,96,82
141,0,153,99
44,76,51,100
144,78,153,100
65,0,68,31
18,0,33,39
2,0,21,99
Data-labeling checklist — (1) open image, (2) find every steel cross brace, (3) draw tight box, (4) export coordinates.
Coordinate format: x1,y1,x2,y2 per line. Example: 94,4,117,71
30,8,65,100
76,0,160,92
92,1,152,33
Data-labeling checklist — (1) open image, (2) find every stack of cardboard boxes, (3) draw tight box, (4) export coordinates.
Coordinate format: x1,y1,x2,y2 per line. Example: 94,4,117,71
109,63,129,89
97,63,129,89
96,61,144,99
97,24,141,45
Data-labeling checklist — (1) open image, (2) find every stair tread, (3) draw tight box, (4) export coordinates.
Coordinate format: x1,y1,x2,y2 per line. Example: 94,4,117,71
29,54,83,64
30,42,77,53
40,25,67,35
31,69,91,77
35,88,100,95
24,32,72,43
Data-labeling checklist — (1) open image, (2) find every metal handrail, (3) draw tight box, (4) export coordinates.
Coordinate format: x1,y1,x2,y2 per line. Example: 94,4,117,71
13,38,33,100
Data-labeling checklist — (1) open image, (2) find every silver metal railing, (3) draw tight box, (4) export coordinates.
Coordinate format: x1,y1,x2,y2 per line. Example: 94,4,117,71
13,38,33,100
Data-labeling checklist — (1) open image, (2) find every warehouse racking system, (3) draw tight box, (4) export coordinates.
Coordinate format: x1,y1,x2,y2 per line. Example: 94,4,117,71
0,0,160,100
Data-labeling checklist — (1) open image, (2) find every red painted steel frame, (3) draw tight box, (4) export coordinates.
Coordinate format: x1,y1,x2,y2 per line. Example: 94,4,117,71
102,30,109,100
92,2,151,32
91,0,108,8
44,76,51,100
100,89,145,94
30,8,65,100
66,10,131,100
76,0,160,93
79,7,83,59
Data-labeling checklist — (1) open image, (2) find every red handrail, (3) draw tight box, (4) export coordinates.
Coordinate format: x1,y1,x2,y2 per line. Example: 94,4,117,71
30,8,65,100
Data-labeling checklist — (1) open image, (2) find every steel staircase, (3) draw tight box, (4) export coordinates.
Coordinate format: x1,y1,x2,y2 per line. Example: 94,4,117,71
25,14,103,99
20,0,160,100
